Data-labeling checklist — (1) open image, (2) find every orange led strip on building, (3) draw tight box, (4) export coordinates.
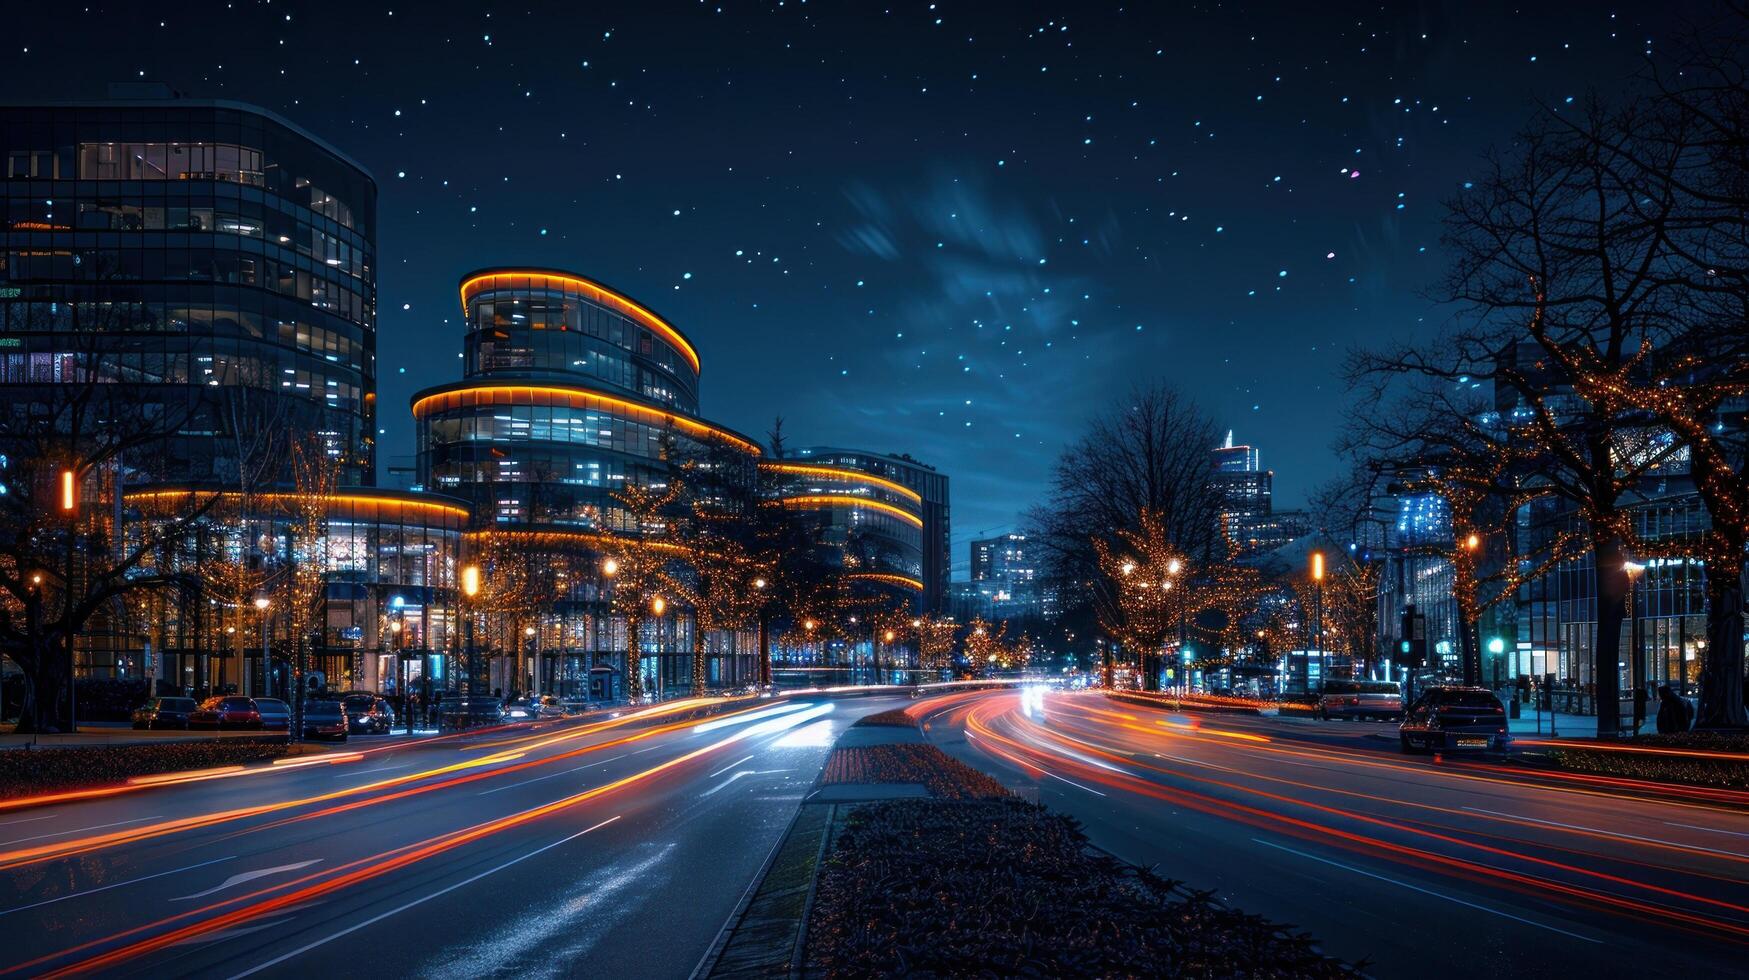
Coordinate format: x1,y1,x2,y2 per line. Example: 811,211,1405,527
459,271,702,375
463,528,691,556
410,384,761,455
777,494,924,528
125,489,472,523
758,461,922,505
848,572,925,591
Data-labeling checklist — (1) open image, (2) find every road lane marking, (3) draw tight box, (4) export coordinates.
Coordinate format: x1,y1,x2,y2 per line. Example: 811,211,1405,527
709,755,755,778
1042,771,1107,797
225,816,621,979
174,860,323,901
0,817,160,847
1252,838,1602,943
1153,753,1241,773
475,763,595,797
0,815,54,829
1466,807,1746,858
0,855,235,918
1666,821,1749,840
702,769,793,798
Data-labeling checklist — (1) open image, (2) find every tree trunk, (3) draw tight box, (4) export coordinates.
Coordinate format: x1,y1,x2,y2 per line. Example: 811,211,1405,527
1697,538,1748,730
624,611,643,702
1458,614,1480,687
757,611,772,688
1592,534,1629,738
691,624,707,698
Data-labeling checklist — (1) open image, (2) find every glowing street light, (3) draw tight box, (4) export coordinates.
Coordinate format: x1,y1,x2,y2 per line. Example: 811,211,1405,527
254,595,271,611
1166,557,1182,575
651,596,666,616
461,564,481,598
753,576,767,590
602,557,619,577
58,468,76,514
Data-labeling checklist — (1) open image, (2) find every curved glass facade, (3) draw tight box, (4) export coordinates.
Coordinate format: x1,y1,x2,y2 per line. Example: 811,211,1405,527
761,460,926,605
415,268,760,695
0,100,377,482
415,270,753,529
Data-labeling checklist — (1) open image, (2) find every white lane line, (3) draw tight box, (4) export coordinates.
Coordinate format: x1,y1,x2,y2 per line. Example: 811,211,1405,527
334,764,410,778
632,745,662,755
1666,821,1749,840
0,816,160,847
475,763,594,797
0,814,55,829
0,855,235,917
1153,752,1241,773
1042,771,1107,797
174,860,323,901
1253,838,1602,943
226,816,621,979
1466,807,1747,858
710,754,755,779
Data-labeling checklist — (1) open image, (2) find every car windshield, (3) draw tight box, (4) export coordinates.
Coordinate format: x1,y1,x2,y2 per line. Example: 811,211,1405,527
166,698,196,709
306,701,343,717
223,698,253,709
1325,680,1400,695
343,696,373,709
1439,691,1501,708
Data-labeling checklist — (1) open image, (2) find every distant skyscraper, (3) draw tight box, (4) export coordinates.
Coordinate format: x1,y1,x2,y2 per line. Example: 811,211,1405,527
1212,431,1275,548
792,447,950,613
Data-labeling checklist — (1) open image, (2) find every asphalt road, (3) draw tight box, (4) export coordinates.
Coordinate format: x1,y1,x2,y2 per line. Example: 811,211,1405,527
0,694,901,979
918,688,1749,979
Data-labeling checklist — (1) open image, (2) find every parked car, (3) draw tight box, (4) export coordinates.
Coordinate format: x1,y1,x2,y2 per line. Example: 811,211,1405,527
189,696,263,730
439,697,506,732
301,699,349,741
131,696,197,730
342,693,395,734
501,697,540,722
253,697,291,731
1318,680,1404,721
1399,686,1510,753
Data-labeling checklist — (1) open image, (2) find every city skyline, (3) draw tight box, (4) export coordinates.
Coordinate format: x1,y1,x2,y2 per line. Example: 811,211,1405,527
4,2,1693,561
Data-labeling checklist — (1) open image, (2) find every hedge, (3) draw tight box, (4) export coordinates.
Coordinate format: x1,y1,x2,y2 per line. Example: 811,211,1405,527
806,798,1355,977
0,737,292,801
1543,732,1749,790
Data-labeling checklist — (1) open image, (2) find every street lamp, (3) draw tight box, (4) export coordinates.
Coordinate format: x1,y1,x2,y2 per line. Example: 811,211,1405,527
461,563,480,697
524,624,538,696
1624,559,1647,731
1310,550,1325,693
254,595,271,698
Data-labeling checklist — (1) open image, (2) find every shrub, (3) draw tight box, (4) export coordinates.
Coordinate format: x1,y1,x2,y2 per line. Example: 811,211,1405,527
0,737,292,801
807,798,1353,977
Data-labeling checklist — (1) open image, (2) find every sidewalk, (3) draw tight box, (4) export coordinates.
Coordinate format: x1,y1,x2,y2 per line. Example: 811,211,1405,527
1508,709,1600,738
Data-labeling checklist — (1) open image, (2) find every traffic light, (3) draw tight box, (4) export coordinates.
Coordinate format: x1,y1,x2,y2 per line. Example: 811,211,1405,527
1399,605,1428,667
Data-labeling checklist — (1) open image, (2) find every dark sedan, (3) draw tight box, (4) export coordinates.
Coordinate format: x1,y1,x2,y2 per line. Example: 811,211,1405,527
1400,686,1511,752
131,696,198,730
342,694,395,734
438,697,505,732
189,696,262,730
301,699,349,741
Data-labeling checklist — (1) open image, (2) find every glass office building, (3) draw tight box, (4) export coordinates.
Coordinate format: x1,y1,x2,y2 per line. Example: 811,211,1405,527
761,459,926,607
414,269,762,695
0,98,378,483
124,487,469,697
790,446,949,612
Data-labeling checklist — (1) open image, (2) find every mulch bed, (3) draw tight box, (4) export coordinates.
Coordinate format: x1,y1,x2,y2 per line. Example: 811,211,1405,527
855,709,919,728
0,737,292,801
806,797,1355,977
819,743,1011,800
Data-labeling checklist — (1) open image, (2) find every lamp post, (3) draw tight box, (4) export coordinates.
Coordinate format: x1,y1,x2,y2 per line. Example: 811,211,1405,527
1310,550,1325,694
1624,559,1647,732
461,563,480,698
1461,533,1482,686
753,576,770,690
650,595,666,699
524,625,538,697
254,596,271,698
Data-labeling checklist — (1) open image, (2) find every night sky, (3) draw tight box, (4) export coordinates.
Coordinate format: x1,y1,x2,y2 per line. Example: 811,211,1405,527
5,2,1694,575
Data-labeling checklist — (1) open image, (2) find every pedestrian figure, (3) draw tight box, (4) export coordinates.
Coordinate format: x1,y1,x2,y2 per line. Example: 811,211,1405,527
1655,685,1693,734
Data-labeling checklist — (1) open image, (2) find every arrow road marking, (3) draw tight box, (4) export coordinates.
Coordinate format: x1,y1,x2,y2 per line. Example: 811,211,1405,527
174,860,323,901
